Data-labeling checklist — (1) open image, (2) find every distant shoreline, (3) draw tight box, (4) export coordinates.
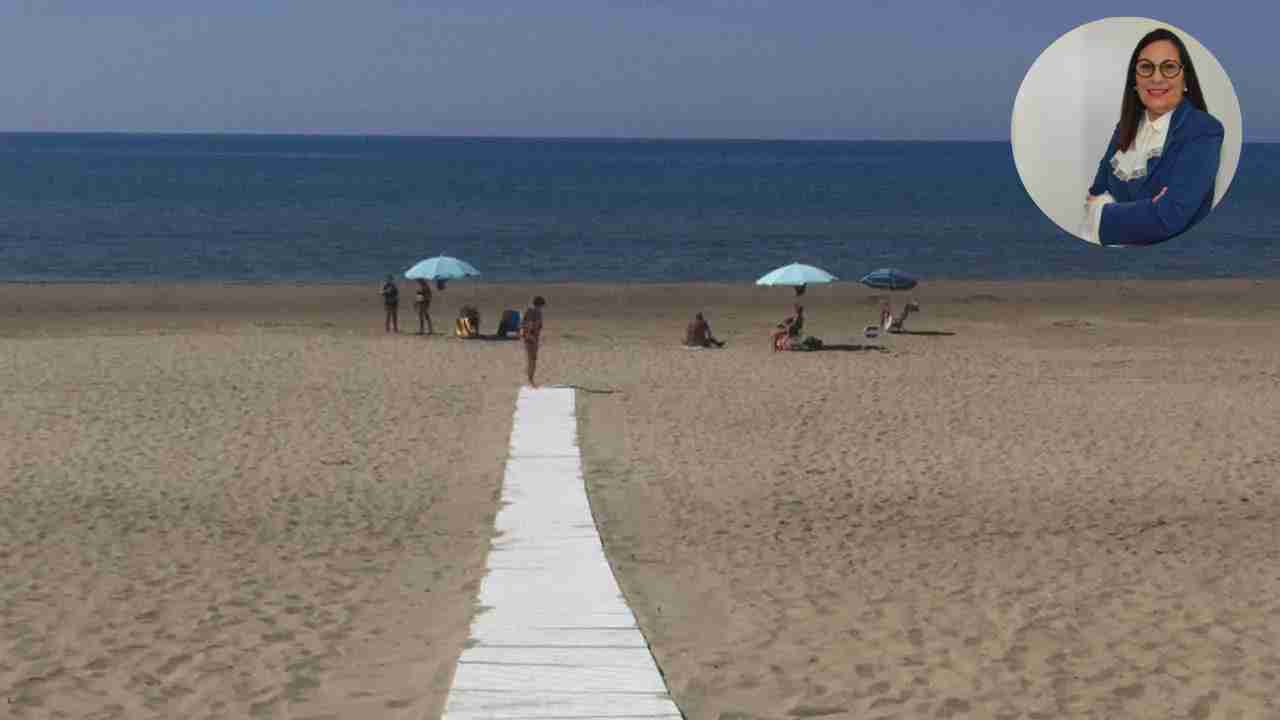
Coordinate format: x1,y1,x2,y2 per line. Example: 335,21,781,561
1,276,1277,287
4,277,1274,315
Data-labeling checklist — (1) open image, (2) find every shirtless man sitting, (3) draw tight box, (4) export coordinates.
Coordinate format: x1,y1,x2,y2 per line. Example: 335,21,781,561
685,312,725,348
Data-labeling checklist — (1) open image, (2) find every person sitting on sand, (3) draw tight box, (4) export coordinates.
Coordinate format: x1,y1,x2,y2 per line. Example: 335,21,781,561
496,309,521,338
771,304,804,351
685,312,725,348
455,305,481,338
414,278,433,335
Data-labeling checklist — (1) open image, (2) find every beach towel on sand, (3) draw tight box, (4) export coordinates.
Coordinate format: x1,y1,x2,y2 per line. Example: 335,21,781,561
785,336,824,351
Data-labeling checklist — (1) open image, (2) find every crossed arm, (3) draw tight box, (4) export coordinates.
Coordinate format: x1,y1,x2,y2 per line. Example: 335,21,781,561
1085,129,1223,246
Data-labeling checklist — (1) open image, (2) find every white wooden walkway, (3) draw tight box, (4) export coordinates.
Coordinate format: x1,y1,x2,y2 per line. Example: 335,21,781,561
442,386,683,719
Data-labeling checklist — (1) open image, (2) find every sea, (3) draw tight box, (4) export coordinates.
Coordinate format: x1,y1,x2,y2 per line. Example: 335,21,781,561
1,133,1276,283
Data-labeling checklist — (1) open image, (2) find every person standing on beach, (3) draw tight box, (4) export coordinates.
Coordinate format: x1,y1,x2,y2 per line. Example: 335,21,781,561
414,278,433,335
382,275,400,333
520,296,546,387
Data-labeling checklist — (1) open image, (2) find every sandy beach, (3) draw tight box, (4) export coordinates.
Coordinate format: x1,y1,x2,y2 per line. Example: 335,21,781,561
3,279,1279,719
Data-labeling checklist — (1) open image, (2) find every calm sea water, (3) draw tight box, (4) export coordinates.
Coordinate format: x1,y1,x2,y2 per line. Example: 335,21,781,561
1,133,1276,282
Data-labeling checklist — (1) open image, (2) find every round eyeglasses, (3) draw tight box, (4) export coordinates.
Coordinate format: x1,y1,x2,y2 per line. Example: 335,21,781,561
1135,60,1183,79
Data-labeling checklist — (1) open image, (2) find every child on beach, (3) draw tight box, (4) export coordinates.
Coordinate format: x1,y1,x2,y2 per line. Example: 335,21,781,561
382,275,400,333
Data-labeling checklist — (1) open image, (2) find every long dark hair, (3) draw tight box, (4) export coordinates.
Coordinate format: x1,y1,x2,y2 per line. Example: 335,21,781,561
1116,28,1208,151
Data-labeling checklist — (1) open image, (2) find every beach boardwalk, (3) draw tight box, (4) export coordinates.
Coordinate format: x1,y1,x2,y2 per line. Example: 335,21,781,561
442,386,683,718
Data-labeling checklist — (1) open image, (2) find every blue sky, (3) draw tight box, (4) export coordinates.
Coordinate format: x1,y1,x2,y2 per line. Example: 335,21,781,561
2,1,1275,140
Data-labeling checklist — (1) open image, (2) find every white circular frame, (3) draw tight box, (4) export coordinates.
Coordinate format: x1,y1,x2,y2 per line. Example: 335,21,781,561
1011,17,1243,244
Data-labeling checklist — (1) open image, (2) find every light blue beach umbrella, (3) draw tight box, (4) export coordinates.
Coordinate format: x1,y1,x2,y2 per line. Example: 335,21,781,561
756,262,837,288
405,255,481,281
859,268,918,292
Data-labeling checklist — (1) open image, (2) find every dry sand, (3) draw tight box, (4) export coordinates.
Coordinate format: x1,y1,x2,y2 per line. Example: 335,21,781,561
2,280,1279,719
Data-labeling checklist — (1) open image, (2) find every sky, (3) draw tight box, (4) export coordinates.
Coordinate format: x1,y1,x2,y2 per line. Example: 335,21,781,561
1,1,1276,140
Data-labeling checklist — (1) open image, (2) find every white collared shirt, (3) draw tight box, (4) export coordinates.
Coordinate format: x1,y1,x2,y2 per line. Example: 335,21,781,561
1081,110,1172,245
1110,110,1172,182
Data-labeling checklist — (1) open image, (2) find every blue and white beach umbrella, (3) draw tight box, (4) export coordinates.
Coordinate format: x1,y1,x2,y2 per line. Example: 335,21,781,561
859,268,918,291
405,255,481,281
756,262,837,287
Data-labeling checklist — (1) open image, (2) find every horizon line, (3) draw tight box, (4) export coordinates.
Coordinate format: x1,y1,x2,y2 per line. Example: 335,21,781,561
4,129,1276,144
0,129,1013,143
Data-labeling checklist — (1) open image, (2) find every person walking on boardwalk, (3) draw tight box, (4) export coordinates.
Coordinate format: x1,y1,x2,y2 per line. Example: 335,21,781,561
520,296,546,387
381,275,400,333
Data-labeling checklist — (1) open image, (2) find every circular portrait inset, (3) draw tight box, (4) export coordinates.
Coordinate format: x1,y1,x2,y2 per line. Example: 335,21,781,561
1011,18,1243,247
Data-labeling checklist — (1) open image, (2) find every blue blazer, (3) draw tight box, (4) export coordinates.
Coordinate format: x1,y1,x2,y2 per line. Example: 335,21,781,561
1088,99,1224,246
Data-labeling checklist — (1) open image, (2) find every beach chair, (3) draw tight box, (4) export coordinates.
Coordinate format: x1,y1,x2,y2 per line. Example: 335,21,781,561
886,301,920,333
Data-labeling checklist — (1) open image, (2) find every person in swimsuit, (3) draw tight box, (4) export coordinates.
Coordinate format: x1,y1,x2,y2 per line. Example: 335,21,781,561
414,278,433,335
771,304,804,351
381,275,400,333
685,312,725,348
520,296,546,387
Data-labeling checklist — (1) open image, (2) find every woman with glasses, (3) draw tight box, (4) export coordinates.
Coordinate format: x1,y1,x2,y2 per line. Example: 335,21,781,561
1082,28,1224,246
